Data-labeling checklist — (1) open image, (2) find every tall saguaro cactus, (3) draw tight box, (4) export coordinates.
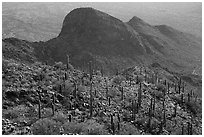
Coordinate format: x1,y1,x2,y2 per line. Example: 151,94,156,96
108,97,111,106
163,107,166,128
73,82,77,99
68,114,72,122
59,84,62,94
38,91,41,119
178,78,182,94
66,54,69,70
120,86,124,101
187,93,191,102
152,95,156,116
174,83,177,93
89,61,93,118
182,82,185,93
167,82,170,94
89,81,93,118
101,66,104,77
38,99,41,119
173,103,177,117
181,93,184,105
182,123,184,135
138,82,142,109
65,72,67,80
132,100,136,121
52,93,55,116
89,61,93,81
105,78,109,99
110,114,115,134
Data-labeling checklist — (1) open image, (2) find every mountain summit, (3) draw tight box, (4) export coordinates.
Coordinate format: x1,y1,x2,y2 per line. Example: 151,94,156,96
3,7,202,75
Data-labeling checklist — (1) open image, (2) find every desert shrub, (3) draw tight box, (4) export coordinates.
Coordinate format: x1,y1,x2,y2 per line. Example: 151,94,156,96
156,84,166,92
170,94,202,115
41,108,53,118
108,87,119,98
54,62,64,69
62,120,109,135
24,105,38,117
185,100,202,115
151,90,164,100
33,62,43,67
62,122,84,134
2,59,10,72
3,105,28,119
31,118,61,135
52,111,67,124
111,75,125,85
81,119,109,135
122,109,132,122
62,80,74,97
68,63,75,71
118,121,140,135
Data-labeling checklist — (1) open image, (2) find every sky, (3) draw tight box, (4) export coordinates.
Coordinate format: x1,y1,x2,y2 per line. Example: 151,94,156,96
2,2,202,38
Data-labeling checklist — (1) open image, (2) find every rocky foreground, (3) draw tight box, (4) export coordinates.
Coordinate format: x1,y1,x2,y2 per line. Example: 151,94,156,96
2,58,202,135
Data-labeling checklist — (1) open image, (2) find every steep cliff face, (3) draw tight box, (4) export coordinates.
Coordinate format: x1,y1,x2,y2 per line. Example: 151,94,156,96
57,8,145,57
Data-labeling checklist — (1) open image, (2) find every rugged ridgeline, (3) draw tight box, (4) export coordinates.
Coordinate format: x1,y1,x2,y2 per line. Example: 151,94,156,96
2,57,202,135
2,8,202,96
3,8,201,76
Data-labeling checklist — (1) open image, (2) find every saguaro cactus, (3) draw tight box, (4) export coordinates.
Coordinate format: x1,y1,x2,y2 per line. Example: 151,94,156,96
89,61,93,81
187,93,191,102
129,77,132,86
117,113,120,122
59,84,62,94
132,100,135,120
73,82,77,99
173,103,177,117
178,78,182,94
181,93,184,105
164,80,166,86
138,82,142,109
149,98,153,117
38,99,41,119
108,97,111,106
68,114,72,122
66,54,69,70
65,72,67,80
52,93,55,116
182,82,185,93
117,121,120,131
110,114,115,134
190,90,193,97
101,67,104,77
136,75,139,84
174,83,177,93
163,108,166,127
187,122,191,135
105,78,109,99
167,83,170,94
148,107,152,131
89,82,93,118
182,123,184,135
152,95,156,116
187,122,193,135
144,70,147,82
120,86,124,101
38,91,41,119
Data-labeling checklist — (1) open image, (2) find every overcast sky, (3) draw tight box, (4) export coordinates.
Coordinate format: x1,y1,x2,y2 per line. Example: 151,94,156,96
3,2,202,38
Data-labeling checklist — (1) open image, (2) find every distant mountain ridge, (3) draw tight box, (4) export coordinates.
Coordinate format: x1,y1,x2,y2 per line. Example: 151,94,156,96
2,7,202,76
